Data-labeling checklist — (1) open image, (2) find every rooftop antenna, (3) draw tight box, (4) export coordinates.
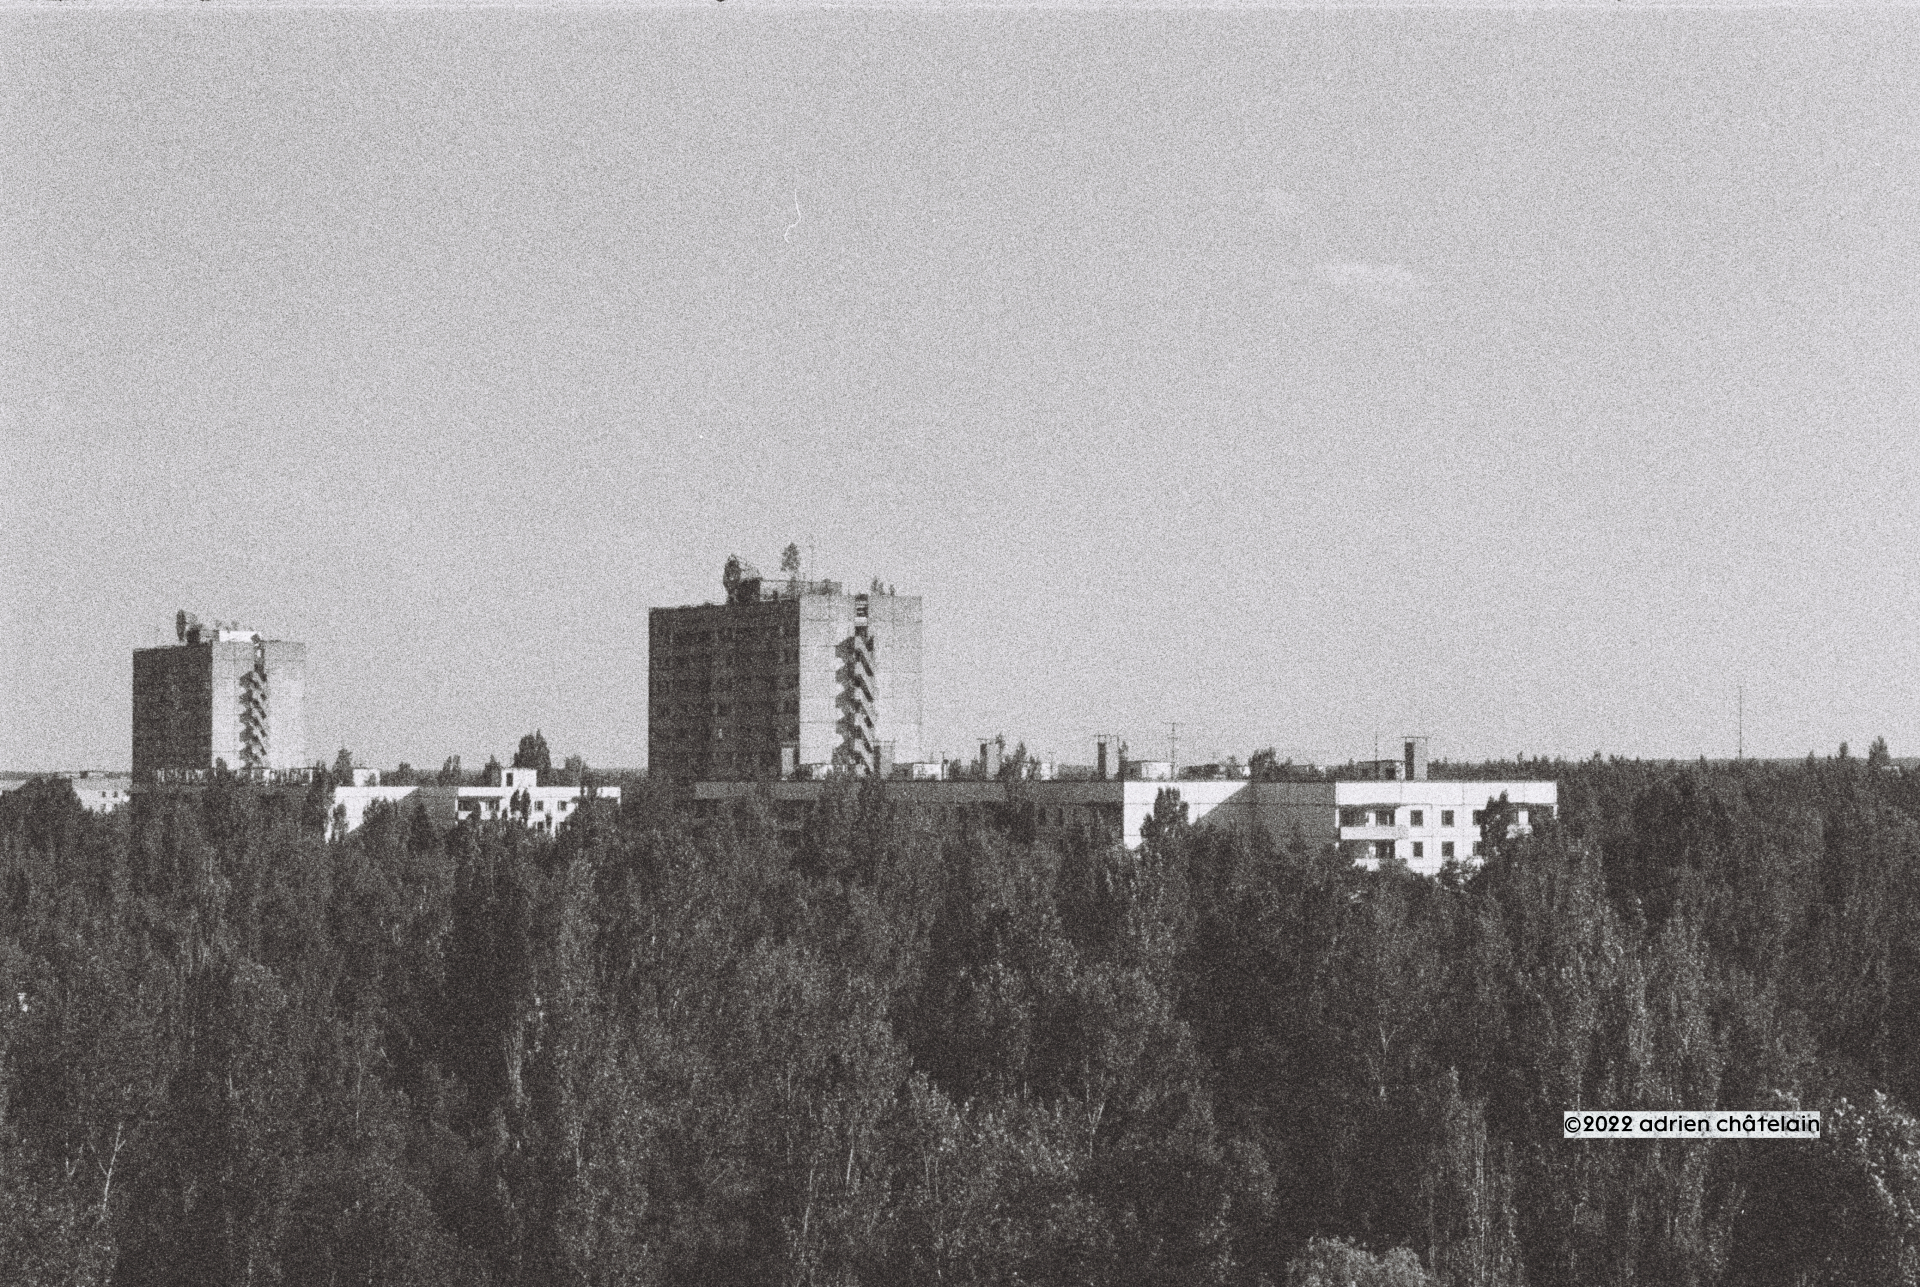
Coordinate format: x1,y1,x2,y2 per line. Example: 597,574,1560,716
1738,684,1744,761
1168,720,1182,771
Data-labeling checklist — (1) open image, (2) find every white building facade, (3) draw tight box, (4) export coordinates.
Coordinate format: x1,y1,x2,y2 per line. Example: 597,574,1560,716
693,773,1555,875
330,766,620,836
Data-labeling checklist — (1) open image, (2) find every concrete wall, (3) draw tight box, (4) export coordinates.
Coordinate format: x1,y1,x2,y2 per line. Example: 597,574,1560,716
262,641,307,770
866,594,924,766
795,595,845,770
649,600,799,781
132,645,213,776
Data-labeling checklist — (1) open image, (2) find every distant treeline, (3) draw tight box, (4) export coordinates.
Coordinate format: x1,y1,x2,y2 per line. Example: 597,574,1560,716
4,747,1920,1286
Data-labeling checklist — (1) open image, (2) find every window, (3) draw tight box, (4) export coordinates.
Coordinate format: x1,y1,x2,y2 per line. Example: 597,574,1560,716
1412,842,1424,858
1340,808,1366,827
1441,810,1454,827
1442,841,1455,859
1374,808,1394,826
1410,810,1424,827
1472,841,1485,856
1471,809,1485,825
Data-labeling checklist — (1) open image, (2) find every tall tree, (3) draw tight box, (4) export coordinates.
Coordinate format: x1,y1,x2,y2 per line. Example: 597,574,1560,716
513,732,552,776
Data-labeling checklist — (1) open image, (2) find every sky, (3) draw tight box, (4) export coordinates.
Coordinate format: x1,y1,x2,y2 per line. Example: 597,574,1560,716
4,9,1918,773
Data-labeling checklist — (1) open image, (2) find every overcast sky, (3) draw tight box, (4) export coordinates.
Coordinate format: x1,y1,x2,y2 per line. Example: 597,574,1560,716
4,10,1917,772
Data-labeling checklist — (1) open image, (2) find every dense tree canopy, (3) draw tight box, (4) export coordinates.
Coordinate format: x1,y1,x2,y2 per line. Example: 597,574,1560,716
3,751,1919,1284
513,732,552,775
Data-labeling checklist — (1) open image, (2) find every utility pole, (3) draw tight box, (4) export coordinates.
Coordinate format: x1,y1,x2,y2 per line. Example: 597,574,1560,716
1168,721,1182,771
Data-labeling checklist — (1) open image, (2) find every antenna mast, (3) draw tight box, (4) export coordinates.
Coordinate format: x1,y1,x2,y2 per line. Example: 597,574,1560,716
1738,684,1744,761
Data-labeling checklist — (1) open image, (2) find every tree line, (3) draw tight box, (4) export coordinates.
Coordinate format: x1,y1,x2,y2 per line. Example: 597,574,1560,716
4,746,1920,1284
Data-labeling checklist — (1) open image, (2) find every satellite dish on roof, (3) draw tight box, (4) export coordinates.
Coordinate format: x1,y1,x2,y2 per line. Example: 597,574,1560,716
723,555,765,604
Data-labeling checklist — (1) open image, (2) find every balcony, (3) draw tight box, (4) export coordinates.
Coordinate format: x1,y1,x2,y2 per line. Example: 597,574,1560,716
1338,824,1409,842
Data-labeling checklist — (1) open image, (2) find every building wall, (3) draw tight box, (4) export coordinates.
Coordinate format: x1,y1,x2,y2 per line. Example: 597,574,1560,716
260,642,306,770
132,645,214,776
795,595,845,770
866,594,923,767
649,599,801,782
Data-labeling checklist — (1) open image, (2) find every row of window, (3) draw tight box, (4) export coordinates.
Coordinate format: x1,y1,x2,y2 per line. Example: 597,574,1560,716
1366,840,1487,861
1341,807,1479,828
655,699,802,720
654,676,801,698
654,622,802,647
680,752,785,773
459,797,581,816
1407,840,1484,860
654,649,800,670
655,726,799,745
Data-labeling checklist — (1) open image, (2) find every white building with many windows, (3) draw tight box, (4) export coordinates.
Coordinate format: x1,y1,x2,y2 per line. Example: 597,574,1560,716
329,766,619,836
693,742,1554,878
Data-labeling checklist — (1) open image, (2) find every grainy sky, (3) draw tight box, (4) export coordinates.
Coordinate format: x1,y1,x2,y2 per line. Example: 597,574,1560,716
4,10,1917,772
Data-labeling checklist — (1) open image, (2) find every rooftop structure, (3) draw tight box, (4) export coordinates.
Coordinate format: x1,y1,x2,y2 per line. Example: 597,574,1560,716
649,556,924,782
132,611,306,780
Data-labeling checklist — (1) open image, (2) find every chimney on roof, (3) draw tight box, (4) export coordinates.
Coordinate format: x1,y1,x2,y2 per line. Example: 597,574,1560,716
1403,736,1429,782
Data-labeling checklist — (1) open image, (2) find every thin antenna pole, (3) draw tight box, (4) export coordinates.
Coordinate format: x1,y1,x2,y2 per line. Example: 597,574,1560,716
1168,721,1181,771
1738,685,1744,761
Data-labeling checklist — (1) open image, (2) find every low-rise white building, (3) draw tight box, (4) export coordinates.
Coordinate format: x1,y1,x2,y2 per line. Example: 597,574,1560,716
693,774,1553,876
0,772,133,814
689,738,1551,876
330,766,620,837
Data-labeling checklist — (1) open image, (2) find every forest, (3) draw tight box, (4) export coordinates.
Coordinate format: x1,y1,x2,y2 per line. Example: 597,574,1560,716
4,746,1920,1286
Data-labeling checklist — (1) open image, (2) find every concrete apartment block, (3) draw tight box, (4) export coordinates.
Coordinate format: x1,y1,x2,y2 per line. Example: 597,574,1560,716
133,614,306,778
649,559,924,782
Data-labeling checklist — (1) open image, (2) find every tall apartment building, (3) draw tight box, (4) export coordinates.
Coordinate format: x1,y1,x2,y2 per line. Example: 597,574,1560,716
649,557,924,782
132,612,307,779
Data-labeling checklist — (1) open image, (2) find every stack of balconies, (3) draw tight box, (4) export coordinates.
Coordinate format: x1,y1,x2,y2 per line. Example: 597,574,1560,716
239,643,270,769
838,597,879,774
